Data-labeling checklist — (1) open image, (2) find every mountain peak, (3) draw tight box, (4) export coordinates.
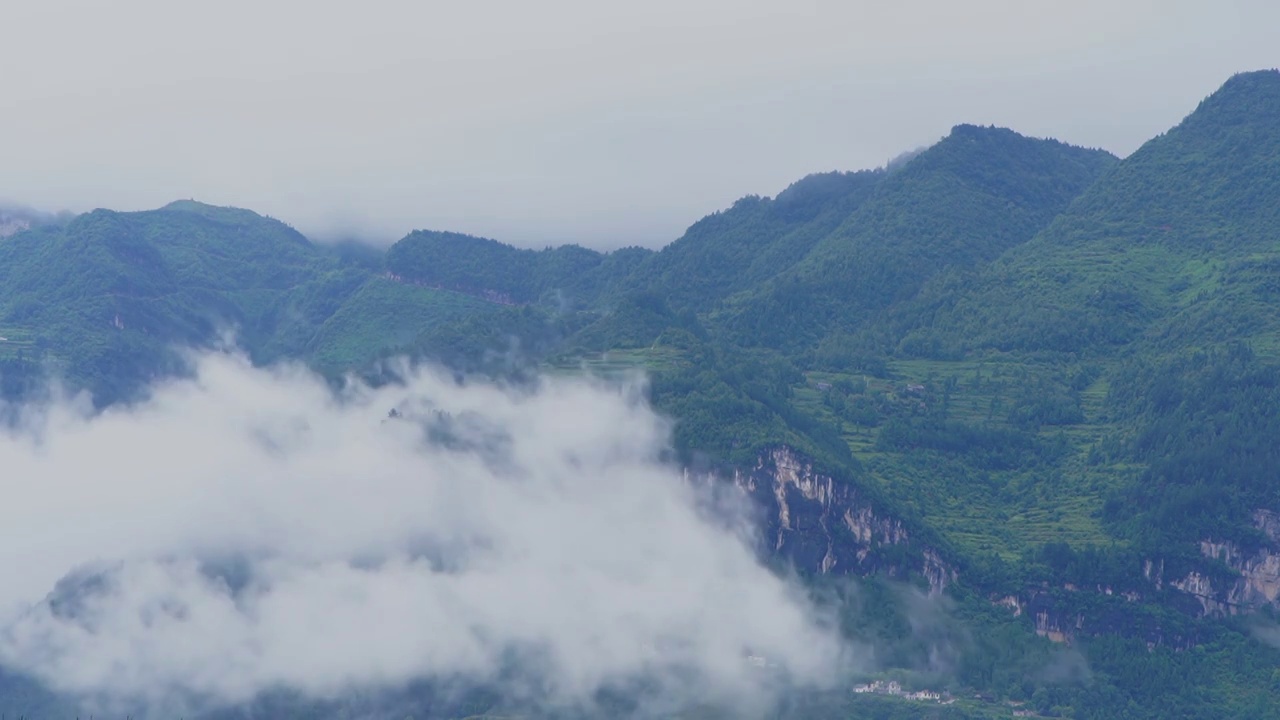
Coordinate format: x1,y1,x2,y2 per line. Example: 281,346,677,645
1215,67,1280,94
159,199,282,227
161,198,222,211
1183,68,1280,131
900,122,1117,201
939,123,1099,156
947,122,1017,138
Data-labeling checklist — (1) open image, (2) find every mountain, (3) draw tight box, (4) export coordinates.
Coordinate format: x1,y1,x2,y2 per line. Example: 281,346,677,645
385,229,652,309
0,202,319,402
897,69,1280,358
0,201,516,403
535,69,1280,719
874,69,1280,554
3,69,1280,719
715,125,1118,351
611,168,886,312
0,203,65,238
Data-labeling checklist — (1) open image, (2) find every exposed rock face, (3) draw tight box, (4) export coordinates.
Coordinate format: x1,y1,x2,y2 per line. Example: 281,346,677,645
696,446,955,593
1167,509,1280,616
696,448,1280,637
993,511,1280,642
997,595,1023,617
1032,609,1079,644
1143,558,1165,589
998,587,1197,647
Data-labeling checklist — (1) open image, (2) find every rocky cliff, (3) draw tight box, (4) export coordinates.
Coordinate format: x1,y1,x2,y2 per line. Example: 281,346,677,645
694,446,955,593
693,447,1280,643
991,509,1280,645
1163,509,1280,616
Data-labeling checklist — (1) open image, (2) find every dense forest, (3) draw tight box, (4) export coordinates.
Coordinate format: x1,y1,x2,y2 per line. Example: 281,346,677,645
2,69,1280,718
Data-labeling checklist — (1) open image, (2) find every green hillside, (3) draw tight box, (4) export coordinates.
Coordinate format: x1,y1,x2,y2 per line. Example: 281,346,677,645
716,125,1118,351
0,203,323,402
549,69,1280,574
0,202,529,403
898,69,1280,358
385,229,652,309
862,69,1280,557
2,69,1280,720
613,168,885,312
532,70,1280,718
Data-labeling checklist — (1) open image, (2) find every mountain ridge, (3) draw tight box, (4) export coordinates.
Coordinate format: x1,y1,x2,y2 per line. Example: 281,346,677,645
3,69,1280,719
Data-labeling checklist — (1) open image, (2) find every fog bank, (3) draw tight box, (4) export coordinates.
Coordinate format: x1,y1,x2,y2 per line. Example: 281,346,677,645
0,352,847,715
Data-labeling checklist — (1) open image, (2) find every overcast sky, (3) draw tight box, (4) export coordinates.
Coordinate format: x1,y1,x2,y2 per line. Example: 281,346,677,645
2,0,1277,248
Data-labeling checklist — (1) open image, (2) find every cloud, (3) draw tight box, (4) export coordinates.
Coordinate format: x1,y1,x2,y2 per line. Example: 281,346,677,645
0,351,847,716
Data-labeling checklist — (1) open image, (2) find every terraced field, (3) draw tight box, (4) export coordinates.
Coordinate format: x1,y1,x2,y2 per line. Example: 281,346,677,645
793,357,1139,559
0,326,36,360
544,346,690,378
545,343,1140,559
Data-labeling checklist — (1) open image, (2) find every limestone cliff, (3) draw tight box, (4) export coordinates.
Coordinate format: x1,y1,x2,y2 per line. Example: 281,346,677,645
693,447,1280,640
694,446,955,593
1002,509,1280,645
1166,509,1280,616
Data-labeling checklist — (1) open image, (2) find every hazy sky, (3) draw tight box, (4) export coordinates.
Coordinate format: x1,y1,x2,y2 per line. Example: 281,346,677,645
2,0,1277,248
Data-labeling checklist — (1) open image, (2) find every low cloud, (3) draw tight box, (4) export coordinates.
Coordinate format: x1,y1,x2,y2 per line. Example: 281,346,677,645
0,201,68,238
0,351,846,716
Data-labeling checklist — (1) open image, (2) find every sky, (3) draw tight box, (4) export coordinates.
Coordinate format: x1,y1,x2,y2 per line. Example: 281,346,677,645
1,0,1277,248
0,351,854,716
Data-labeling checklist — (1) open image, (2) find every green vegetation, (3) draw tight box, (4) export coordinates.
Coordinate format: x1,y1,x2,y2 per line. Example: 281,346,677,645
0,202,541,403
2,69,1280,718
303,278,498,372
717,124,1118,350
611,169,885,312
386,229,651,309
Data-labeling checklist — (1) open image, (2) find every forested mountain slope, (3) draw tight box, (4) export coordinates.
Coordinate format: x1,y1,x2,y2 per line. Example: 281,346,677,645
2,68,1280,720
714,125,1118,351
897,69,1280,358
385,229,652,309
863,69,1280,558
0,201,508,402
541,69,1280,718
612,168,886,312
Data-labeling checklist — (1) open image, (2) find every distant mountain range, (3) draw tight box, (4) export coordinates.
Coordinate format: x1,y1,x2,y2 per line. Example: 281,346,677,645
3,68,1280,719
